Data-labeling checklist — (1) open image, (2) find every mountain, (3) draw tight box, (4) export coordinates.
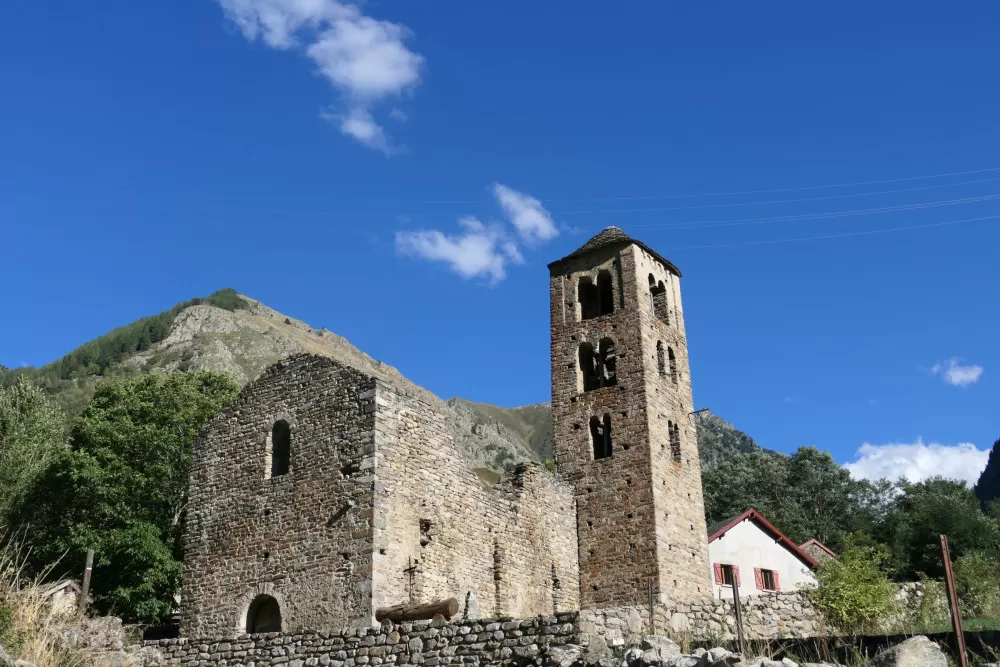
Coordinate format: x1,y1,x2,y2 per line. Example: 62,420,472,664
693,409,766,469
975,438,1000,506
3,290,761,475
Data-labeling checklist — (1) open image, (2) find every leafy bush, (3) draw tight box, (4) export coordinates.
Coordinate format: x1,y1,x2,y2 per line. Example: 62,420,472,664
807,534,899,634
954,552,1000,618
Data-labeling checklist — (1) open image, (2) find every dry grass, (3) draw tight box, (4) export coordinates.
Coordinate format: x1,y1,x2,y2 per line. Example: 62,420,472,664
0,536,93,667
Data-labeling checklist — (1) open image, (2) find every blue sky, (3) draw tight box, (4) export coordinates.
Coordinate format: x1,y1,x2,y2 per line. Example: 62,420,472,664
2,0,998,484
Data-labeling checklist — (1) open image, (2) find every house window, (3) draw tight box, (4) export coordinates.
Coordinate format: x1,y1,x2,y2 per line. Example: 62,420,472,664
591,414,612,460
713,563,740,587
755,568,780,592
269,420,291,478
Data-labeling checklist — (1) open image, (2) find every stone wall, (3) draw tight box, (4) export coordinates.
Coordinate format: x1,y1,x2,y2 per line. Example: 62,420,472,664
372,380,579,619
150,614,585,667
183,355,381,637
549,235,711,609
578,593,826,648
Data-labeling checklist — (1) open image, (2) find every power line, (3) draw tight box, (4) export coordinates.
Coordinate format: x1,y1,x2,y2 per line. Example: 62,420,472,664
422,166,1000,205
671,214,1000,250
554,177,1000,215
627,193,1000,229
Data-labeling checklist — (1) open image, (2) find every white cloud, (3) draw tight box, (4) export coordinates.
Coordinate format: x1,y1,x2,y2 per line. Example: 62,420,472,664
492,184,559,245
395,218,522,285
217,0,423,152
389,108,408,122
930,358,984,387
844,438,990,487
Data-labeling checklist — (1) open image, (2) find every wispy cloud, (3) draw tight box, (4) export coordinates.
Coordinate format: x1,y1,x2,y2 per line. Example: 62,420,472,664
930,358,984,387
396,218,522,285
492,184,559,245
396,184,558,284
216,0,423,153
844,438,989,487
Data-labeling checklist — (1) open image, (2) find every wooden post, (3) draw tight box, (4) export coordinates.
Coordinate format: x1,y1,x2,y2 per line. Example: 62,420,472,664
940,535,969,667
731,571,747,657
79,549,94,618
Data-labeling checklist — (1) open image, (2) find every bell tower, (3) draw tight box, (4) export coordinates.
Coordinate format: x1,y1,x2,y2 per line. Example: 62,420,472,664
549,227,711,608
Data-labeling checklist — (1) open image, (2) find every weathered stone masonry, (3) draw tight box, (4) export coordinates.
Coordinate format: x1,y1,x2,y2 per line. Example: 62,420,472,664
549,229,711,610
180,227,718,644
183,354,579,638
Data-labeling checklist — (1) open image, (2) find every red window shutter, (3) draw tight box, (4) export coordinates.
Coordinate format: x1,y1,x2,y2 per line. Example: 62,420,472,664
754,568,763,590
773,571,780,592
733,565,741,586
713,563,723,584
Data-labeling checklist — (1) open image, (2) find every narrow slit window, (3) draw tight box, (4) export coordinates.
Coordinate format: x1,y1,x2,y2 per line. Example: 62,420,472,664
656,341,666,377
669,422,681,464
668,347,678,384
270,420,291,478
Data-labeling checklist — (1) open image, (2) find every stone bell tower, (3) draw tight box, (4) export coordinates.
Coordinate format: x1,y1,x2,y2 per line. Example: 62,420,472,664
549,227,711,608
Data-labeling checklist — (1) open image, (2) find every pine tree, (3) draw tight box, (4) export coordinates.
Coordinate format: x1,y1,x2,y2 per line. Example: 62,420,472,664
975,438,1000,506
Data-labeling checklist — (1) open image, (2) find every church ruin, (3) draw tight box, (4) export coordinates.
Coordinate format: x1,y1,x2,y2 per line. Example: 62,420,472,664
180,227,712,637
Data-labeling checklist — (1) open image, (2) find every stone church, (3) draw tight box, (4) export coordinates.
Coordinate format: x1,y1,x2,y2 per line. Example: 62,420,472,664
180,227,712,638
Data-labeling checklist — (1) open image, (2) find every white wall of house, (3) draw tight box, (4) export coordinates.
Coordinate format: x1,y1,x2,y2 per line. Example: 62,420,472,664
707,519,817,600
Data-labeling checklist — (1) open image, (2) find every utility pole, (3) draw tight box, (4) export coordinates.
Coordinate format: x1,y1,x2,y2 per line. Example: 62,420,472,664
940,535,969,667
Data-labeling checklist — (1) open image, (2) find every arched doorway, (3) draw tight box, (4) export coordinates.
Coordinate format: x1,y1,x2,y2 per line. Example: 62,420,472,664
246,594,282,633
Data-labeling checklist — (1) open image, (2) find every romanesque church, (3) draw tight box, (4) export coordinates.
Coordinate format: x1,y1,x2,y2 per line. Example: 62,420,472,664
180,227,711,638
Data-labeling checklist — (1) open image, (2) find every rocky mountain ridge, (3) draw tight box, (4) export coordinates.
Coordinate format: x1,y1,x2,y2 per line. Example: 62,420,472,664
7,291,762,474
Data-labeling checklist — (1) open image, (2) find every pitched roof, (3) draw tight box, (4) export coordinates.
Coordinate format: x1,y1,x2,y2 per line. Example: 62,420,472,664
547,227,682,277
800,538,838,558
707,508,820,570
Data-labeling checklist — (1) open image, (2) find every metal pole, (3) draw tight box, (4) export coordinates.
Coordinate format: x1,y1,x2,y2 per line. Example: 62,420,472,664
79,549,94,618
731,572,747,657
940,535,969,667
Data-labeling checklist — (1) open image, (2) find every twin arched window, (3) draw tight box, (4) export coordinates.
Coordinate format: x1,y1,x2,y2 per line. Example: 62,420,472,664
579,271,614,321
656,342,678,384
648,274,670,324
269,420,291,478
579,338,617,392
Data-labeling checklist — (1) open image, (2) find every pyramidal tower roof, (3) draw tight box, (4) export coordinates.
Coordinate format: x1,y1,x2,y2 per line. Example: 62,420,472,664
548,226,682,277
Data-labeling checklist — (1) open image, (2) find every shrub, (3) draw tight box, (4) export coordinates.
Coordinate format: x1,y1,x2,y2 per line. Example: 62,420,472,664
807,534,899,634
954,551,1000,618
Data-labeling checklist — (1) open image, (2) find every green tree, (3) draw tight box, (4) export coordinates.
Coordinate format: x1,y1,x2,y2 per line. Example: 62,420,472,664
16,371,239,624
702,447,894,552
882,477,1000,579
808,534,899,634
975,438,1000,507
0,378,65,525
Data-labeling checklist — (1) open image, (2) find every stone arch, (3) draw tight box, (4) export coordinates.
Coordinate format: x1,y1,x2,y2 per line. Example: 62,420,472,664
237,583,287,635
579,342,599,392
591,414,612,460
598,338,617,387
578,276,599,321
656,341,666,377
668,346,678,384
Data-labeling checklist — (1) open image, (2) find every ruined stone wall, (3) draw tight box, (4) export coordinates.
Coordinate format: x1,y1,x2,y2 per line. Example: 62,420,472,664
372,381,579,619
151,614,584,667
579,593,827,647
549,242,711,609
182,355,380,637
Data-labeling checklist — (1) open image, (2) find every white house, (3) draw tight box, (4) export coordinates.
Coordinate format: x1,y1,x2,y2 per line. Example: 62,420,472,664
707,508,822,600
